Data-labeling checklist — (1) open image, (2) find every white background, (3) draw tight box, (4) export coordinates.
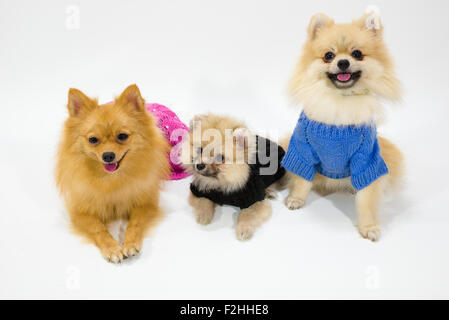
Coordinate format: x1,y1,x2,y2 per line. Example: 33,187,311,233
1,0,449,299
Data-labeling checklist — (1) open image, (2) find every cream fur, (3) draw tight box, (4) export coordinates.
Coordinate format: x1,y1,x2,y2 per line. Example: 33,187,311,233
288,12,401,126
182,114,275,240
180,113,255,193
285,12,405,241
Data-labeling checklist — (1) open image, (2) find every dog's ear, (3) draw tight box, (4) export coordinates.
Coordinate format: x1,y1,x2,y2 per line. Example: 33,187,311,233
307,13,334,40
116,84,145,112
357,7,383,35
67,88,97,117
189,114,206,130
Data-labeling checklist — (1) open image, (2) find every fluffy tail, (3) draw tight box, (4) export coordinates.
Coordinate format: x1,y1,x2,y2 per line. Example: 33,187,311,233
279,133,292,151
378,136,404,189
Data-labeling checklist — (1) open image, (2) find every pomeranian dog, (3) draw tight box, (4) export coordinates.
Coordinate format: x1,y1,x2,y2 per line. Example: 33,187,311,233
56,84,170,262
283,9,404,241
181,114,286,240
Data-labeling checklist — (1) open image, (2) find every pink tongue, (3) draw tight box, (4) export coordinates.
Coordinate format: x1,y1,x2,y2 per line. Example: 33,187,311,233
104,163,117,172
337,73,351,82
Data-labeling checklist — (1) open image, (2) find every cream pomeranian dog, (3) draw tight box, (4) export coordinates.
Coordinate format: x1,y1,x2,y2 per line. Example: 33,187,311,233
282,9,404,241
181,114,286,240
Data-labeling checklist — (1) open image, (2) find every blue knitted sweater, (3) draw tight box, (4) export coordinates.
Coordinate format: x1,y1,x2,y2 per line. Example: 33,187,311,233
281,112,388,190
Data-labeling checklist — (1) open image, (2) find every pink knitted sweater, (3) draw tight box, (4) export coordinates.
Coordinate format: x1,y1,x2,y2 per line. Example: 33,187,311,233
146,103,191,180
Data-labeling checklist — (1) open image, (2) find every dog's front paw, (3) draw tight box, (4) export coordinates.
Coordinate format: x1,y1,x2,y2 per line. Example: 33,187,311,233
265,189,277,200
285,196,305,210
123,241,142,258
359,225,381,242
236,223,256,241
101,245,124,263
195,210,214,226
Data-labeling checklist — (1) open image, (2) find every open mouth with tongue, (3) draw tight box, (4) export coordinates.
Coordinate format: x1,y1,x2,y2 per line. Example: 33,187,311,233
103,150,129,173
327,71,362,88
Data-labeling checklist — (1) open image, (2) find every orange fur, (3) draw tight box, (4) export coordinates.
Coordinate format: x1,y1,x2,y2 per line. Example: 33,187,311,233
55,84,170,262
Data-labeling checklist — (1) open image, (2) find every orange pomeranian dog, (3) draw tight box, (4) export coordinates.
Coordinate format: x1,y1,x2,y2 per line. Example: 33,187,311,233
56,84,170,263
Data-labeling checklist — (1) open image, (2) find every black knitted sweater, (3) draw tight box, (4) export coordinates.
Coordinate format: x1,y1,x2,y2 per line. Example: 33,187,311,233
190,136,286,209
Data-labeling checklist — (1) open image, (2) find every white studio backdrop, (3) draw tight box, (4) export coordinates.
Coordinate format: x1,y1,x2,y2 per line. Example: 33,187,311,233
0,0,449,299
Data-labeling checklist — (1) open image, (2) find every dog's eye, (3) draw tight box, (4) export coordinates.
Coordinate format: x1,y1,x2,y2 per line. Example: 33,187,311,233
324,52,335,62
352,50,363,60
88,136,99,144
117,133,128,142
215,154,223,163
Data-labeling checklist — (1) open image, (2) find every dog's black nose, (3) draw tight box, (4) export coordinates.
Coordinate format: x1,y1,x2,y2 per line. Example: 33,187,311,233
196,163,206,171
102,152,116,163
337,59,350,71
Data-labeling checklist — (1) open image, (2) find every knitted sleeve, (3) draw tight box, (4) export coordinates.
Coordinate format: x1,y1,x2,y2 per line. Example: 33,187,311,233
281,118,319,181
350,127,389,190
